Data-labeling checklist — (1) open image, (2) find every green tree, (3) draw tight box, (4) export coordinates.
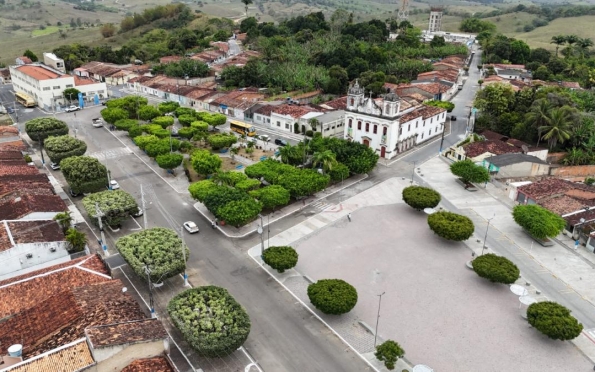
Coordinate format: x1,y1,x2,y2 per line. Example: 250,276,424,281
427,211,475,241
63,87,81,102
527,301,583,341
512,205,566,240
472,254,520,284
235,178,261,192
312,150,337,174
138,105,161,121
474,83,515,118
116,227,189,283
168,286,251,357
402,186,441,211
249,185,290,210
156,153,183,172
82,190,139,227
113,119,139,131
25,117,69,142
217,199,262,227
191,149,222,176
158,101,180,114
375,340,405,370
65,228,87,253
177,114,195,127
101,107,129,124
208,133,237,150
188,180,217,202
526,99,552,148
44,135,87,164
460,18,496,33
60,156,108,194
106,96,148,118
424,100,455,112
23,49,38,62
53,211,72,233
241,0,253,15
329,163,350,182
214,171,248,187
133,134,160,150
540,107,573,149
100,23,116,38
262,246,298,273
307,279,358,315
551,35,566,57
450,160,490,184
151,116,175,129
204,113,227,131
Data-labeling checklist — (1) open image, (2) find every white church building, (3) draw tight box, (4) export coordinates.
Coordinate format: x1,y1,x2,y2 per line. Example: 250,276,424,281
344,80,447,160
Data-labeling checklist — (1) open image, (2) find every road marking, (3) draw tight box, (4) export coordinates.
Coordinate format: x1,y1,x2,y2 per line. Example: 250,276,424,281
87,147,132,161
310,201,333,211
558,289,575,294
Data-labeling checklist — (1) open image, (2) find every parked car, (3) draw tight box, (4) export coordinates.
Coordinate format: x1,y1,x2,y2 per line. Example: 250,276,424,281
183,221,199,234
258,134,270,142
450,115,457,121
92,118,103,128
65,105,80,113
275,138,288,147
101,99,112,106
132,207,143,217
7,107,14,114
108,180,120,190
50,162,60,170
69,188,81,197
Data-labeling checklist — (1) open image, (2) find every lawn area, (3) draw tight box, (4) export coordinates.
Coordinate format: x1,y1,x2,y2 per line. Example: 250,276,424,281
507,15,595,50
484,12,539,37
32,26,67,37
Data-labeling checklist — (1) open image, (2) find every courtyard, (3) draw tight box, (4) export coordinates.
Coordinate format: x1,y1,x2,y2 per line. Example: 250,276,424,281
290,186,591,371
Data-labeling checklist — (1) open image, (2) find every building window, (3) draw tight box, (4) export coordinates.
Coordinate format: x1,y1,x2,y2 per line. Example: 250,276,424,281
422,133,424,139
267,118,270,123
348,119,352,127
358,121,362,130
277,121,281,127
383,127,387,135
373,125,377,134
285,123,290,129
42,87,50,91
408,124,410,131
53,86,60,90
65,84,73,88
429,129,432,135
431,117,433,123
399,127,402,135
415,122,418,128
365,123,369,132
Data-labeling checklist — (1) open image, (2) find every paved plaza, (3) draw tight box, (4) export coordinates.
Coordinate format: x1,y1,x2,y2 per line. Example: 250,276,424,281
250,176,593,372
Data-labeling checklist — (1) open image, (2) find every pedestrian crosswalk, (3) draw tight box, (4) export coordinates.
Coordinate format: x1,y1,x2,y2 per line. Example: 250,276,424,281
88,147,132,161
310,201,333,211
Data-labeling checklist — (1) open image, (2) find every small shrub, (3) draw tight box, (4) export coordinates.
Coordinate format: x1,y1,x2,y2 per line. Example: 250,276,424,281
472,253,520,284
427,211,474,241
307,279,358,315
262,246,298,273
402,186,441,210
527,301,583,340
375,340,405,370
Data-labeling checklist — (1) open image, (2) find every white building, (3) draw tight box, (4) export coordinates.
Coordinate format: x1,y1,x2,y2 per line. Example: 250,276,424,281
43,52,65,73
269,104,321,134
344,80,446,159
429,8,443,33
9,64,108,111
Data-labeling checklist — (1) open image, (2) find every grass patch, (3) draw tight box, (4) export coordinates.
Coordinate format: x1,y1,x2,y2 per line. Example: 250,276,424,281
32,26,67,37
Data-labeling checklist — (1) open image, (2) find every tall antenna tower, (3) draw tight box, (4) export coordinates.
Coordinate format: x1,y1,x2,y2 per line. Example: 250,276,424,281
398,0,409,21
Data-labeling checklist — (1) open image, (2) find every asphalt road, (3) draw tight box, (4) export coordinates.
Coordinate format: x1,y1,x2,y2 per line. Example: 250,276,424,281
0,84,46,125
49,107,369,372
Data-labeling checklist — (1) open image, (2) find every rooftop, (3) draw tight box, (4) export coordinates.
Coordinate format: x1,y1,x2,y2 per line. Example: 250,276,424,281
17,56,33,64
320,96,347,110
0,220,65,252
463,140,522,158
272,104,317,119
485,153,547,167
16,65,62,80
86,319,168,348
539,195,591,216
563,208,595,225
2,338,94,372
0,191,66,220
517,178,575,201
0,140,26,151
253,104,277,116
121,356,174,372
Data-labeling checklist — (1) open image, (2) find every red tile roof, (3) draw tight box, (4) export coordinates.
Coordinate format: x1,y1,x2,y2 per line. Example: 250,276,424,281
0,126,19,136
18,56,33,64
87,319,168,348
0,163,38,176
0,150,24,159
539,195,591,215
74,76,98,86
5,338,95,372
271,104,317,119
253,105,276,116
564,208,595,225
463,140,521,158
0,191,66,220
159,56,183,64
211,41,230,53
517,178,575,201
322,96,347,110
121,356,174,372
16,65,61,80
0,220,64,252
0,139,27,151
0,174,54,197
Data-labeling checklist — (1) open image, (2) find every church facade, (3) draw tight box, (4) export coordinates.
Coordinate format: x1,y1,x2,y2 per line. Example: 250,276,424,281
344,80,447,160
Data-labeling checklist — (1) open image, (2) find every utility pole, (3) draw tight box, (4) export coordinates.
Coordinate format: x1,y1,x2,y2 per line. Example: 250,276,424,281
13,102,18,125
144,265,156,318
439,121,446,155
180,226,189,287
141,184,147,230
374,292,385,347
95,202,109,256
258,214,265,256
410,161,416,185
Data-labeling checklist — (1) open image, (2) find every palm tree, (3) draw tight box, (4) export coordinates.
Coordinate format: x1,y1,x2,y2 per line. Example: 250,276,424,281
53,211,72,233
65,228,87,253
550,35,566,57
576,38,594,59
308,118,320,132
312,150,337,174
540,107,573,149
565,34,579,47
278,144,296,164
241,0,253,16
526,99,552,147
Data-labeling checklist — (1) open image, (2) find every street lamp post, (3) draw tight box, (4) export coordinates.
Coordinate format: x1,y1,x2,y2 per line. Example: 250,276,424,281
439,121,446,155
481,213,496,256
410,161,416,185
180,225,189,287
257,217,264,256
374,292,385,347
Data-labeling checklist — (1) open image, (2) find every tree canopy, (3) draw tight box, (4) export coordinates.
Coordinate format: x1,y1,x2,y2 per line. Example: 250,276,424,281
512,205,566,239
82,190,138,227
450,160,490,185
375,340,405,370
307,279,358,315
527,301,583,340
427,211,475,241
25,118,69,142
44,135,87,164
60,156,108,194
262,246,299,273
402,186,441,211
472,254,520,284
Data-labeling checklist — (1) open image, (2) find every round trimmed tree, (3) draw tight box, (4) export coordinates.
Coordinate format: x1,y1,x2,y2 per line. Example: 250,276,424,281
82,190,138,227
375,340,405,370
44,135,87,164
116,227,189,283
427,211,474,241
527,301,583,340
167,286,251,357
307,279,358,315
188,180,218,202
402,186,441,210
25,117,69,142
262,246,298,273
61,156,108,194
450,159,490,184
512,204,566,240
472,253,520,284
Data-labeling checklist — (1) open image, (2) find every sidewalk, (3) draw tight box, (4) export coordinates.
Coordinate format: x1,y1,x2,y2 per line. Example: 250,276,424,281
194,173,368,238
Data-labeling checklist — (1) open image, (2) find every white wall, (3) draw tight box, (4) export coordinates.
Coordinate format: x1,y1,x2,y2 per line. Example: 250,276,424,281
270,113,295,133
0,241,69,278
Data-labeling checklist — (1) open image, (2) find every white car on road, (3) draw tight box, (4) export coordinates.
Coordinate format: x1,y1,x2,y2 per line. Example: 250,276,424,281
65,105,80,113
108,180,120,190
183,221,199,234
